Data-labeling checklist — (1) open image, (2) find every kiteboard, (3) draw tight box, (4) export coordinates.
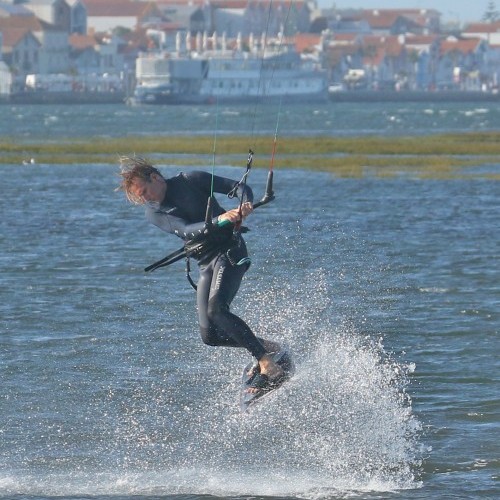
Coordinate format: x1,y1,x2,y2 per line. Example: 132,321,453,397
240,348,295,412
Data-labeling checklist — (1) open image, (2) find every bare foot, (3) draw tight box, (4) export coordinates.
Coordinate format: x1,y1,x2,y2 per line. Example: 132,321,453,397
246,354,284,394
259,354,283,379
246,341,281,377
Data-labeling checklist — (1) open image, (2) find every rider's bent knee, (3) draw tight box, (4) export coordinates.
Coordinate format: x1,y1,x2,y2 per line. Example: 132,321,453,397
199,325,219,346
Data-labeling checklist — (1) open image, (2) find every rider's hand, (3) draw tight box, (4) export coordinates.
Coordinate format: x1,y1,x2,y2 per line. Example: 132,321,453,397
219,202,253,223
240,202,254,217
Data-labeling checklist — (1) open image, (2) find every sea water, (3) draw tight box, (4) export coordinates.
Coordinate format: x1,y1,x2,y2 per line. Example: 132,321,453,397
2,101,500,139
0,103,499,499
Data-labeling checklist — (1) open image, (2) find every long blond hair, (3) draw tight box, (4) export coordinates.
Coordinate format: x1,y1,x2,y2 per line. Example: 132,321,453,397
117,156,163,204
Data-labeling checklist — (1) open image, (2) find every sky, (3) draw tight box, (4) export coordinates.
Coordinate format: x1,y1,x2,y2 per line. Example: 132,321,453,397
318,0,494,25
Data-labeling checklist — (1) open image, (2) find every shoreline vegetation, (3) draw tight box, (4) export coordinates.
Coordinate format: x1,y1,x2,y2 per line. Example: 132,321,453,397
2,131,499,179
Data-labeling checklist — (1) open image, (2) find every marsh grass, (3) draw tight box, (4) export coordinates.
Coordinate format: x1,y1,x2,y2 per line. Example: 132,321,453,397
2,132,499,179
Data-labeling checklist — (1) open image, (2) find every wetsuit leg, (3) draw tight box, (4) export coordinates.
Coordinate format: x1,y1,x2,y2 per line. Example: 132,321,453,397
197,252,267,360
197,264,212,338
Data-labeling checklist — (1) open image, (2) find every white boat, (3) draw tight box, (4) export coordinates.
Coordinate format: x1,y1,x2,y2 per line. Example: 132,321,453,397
132,49,328,105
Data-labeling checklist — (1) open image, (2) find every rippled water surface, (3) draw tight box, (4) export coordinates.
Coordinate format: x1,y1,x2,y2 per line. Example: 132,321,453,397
0,103,499,499
2,101,500,139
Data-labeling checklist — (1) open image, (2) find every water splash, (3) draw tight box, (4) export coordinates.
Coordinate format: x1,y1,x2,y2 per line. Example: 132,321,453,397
0,268,422,499
206,272,422,496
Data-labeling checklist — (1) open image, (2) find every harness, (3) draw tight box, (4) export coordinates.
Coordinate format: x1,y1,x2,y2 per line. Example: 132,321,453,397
144,153,274,290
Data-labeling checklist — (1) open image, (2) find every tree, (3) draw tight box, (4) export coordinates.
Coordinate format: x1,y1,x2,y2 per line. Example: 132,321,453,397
482,1,499,22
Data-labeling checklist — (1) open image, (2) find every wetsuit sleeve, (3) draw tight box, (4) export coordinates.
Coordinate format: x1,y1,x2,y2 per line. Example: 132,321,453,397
184,170,254,203
211,173,254,204
145,171,254,240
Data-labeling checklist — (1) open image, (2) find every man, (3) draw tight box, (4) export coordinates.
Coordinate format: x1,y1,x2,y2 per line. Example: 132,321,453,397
118,156,286,394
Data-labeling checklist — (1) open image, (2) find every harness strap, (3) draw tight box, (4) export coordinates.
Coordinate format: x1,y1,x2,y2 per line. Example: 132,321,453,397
144,246,187,272
185,256,197,290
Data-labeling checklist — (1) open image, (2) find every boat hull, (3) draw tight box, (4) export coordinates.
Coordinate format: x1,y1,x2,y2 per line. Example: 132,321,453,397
131,88,328,105
132,51,328,106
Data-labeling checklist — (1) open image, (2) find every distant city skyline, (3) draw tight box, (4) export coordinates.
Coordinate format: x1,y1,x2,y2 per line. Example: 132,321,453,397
317,0,494,25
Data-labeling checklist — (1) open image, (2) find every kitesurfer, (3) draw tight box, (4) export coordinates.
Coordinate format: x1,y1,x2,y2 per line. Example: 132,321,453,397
117,156,285,393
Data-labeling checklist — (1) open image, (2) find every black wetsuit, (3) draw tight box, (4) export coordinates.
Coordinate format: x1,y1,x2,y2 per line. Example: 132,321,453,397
145,170,267,361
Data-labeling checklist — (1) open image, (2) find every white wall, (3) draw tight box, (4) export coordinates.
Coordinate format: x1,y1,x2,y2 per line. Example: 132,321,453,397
0,61,12,95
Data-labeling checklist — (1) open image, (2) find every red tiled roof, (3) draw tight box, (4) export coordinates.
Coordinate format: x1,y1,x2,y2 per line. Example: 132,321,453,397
211,0,305,8
0,15,43,31
440,38,482,55
326,44,358,59
0,26,40,48
361,34,399,46
346,8,439,29
293,33,321,53
211,0,248,7
404,34,439,45
360,35,404,57
69,33,97,50
84,0,156,17
463,21,500,33
331,33,359,43
157,0,303,5
363,46,386,66
141,21,184,31
362,11,402,28
156,0,205,5
397,13,433,27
